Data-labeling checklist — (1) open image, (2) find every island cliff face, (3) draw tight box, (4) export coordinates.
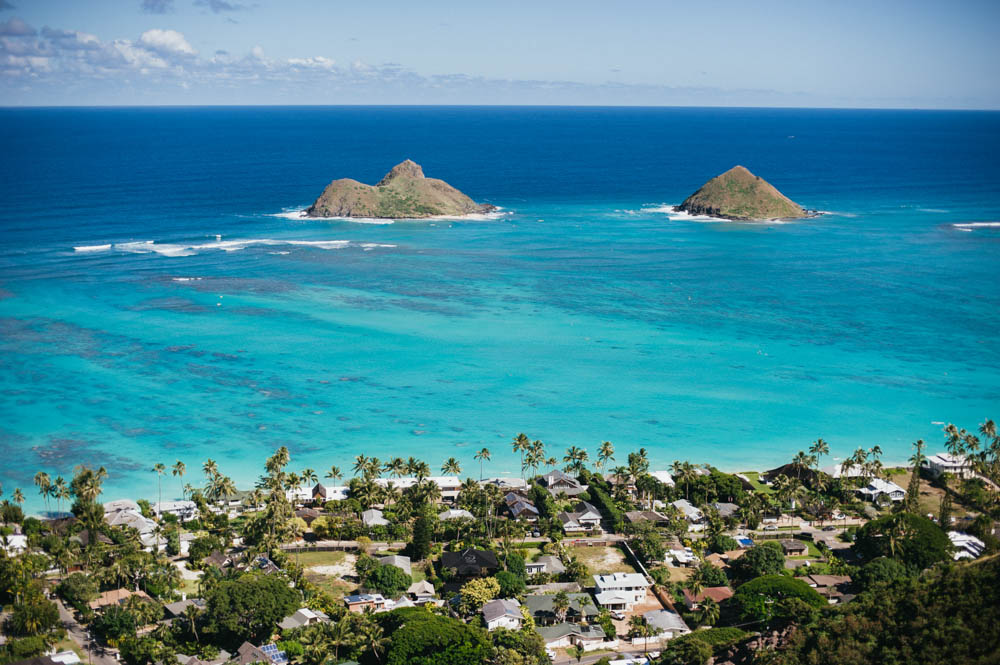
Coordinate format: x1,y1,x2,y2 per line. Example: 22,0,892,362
305,160,496,219
678,165,805,220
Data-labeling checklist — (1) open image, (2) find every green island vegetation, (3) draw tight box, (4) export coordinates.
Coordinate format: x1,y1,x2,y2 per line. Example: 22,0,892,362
304,160,496,219
1,419,998,665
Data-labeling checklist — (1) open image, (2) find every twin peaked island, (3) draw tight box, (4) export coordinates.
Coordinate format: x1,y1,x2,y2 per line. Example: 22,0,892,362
303,161,808,222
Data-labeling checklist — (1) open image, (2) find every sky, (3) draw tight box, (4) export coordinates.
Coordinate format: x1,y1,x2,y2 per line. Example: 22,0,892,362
1,0,999,107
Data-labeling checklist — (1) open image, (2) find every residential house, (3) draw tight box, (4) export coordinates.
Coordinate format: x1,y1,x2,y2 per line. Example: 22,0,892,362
643,609,691,638
949,531,986,560
523,593,600,625
406,580,437,603
525,555,566,576
361,508,389,527
1,534,28,555
823,463,866,480
711,502,739,519
671,499,703,522
539,469,588,498
804,575,854,604
294,508,322,525
202,550,233,570
378,554,412,577
344,593,389,613
558,501,602,533
624,510,670,527
285,487,313,505
439,508,474,521
279,608,330,631
667,546,698,567
164,598,205,619
440,548,499,577
682,586,733,610
89,588,152,611
649,470,675,487
482,598,523,631
779,539,808,556
152,500,198,521
537,623,606,650
924,453,975,479
480,477,529,491
856,478,906,503
236,643,287,665
312,483,349,503
175,651,231,665
593,573,651,611
10,653,82,665
374,476,461,503
505,492,540,522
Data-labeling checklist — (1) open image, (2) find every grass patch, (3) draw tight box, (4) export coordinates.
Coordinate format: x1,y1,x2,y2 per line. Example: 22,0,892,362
292,550,348,568
739,471,773,495
565,545,636,575
53,638,85,659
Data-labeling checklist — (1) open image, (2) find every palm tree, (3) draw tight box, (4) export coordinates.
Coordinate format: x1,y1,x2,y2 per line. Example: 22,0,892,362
353,455,370,478
33,472,51,513
907,439,926,513
325,465,342,484
474,448,491,481
203,458,218,480
182,603,201,642
12,488,24,507
563,446,589,475
441,458,461,476
552,591,570,622
152,463,167,515
53,476,69,513
385,457,407,479
575,595,592,624
301,467,318,487
672,460,697,501
809,438,830,468
791,451,814,479
697,597,719,626
597,440,615,472
512,433,531,480
172,460,186,498
524,443,545,480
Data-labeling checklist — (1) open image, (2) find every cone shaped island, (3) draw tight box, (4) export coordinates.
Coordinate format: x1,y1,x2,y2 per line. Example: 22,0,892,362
305,160,496,219
678,165,807,221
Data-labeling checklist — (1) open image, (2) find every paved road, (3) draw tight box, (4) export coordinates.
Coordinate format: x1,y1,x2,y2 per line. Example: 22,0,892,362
55,598,117,665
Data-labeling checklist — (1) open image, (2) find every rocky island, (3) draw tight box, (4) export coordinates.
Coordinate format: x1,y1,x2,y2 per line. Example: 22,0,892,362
305,160,496,219
678,165,806,220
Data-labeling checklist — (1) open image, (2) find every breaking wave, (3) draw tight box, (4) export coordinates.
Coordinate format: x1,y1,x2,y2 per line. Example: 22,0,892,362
73,238,396,257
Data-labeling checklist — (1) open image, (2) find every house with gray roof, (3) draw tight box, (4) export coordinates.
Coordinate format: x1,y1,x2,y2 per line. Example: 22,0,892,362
523,593,600,625
378,554,412,577
643,609,690,638
537,623,606,650
525,555,565,576
361,508,389,527
482,598,522,631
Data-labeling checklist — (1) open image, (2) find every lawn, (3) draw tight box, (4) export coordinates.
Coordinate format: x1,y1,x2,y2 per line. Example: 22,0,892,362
291,549,348,568
565,545,637,575
53,638,85,659
740,471,774,495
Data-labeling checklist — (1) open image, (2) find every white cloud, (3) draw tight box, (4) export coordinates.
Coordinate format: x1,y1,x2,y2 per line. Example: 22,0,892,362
287,56,334,70
139,29,195,57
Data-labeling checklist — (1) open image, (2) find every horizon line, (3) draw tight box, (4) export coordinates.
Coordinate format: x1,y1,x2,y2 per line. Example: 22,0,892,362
1,103,999,112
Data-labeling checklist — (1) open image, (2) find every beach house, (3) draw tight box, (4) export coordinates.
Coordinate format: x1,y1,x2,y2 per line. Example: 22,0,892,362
924,453,974,479
593,573,651,611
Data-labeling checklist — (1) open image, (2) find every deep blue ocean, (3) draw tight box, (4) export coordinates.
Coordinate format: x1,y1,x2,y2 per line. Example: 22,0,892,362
1,106,999,512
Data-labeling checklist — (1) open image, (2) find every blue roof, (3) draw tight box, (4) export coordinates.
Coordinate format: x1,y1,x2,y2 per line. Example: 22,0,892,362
261,644,288,665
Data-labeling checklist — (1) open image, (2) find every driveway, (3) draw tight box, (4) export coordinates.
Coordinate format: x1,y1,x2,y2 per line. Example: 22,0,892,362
55,598,118,665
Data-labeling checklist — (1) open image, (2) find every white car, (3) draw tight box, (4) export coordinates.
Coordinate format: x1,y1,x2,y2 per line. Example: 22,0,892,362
763,525,778,531
610,610,626,620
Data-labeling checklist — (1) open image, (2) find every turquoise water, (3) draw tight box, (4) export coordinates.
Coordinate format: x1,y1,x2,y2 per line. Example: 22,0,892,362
1,107,998,511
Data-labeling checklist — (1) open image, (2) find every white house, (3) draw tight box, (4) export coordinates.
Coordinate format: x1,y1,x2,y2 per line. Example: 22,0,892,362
643,609,690,638
948,531,985,560
822,463,866,479
439,508,474,521
1,534,28,555
593,572,651,610
525,555,566,576
279,607,330,630
924,453,974,480
374,476,461,502
856,478,906,503
482,598,522,631
312,483,350,502
649,470,675,487
537,623,607,650
671,499,703,522
153,500,198,521
361,508,389,527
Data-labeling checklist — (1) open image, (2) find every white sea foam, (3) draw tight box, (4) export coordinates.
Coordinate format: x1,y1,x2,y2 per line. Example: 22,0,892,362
171,277,203,282
73,244,111,252
98,238,383,257
953,222,1000,229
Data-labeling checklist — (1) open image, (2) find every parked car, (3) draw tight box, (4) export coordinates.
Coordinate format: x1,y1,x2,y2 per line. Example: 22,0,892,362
822,525,837,532
610,610,626,620
763,524,778,531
